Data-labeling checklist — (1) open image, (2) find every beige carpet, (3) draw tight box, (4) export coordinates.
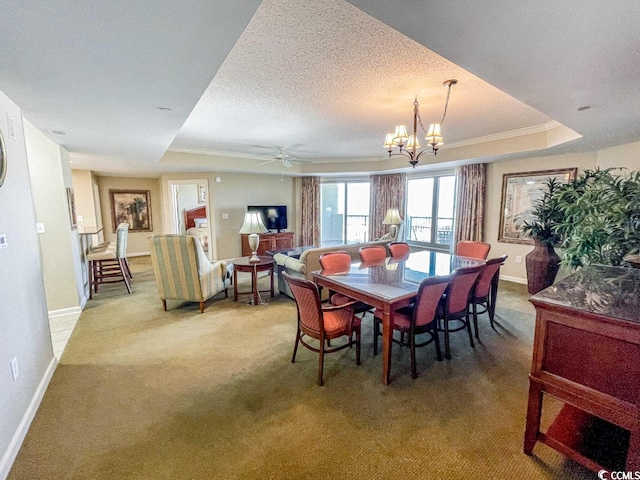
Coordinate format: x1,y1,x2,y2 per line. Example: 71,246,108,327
9,256,596,479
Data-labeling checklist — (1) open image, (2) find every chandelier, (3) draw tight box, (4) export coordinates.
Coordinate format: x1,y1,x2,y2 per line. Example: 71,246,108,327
383,79,457,168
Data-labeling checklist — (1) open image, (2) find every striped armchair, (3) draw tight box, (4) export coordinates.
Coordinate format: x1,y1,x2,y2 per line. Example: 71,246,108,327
148,235,233,313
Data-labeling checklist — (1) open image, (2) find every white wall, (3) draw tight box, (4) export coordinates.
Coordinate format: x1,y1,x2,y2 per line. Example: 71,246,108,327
0,91,56,479
24,120,84,311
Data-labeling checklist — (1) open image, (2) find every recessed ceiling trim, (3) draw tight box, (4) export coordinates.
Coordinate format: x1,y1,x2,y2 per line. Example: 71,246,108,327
441,121,566,150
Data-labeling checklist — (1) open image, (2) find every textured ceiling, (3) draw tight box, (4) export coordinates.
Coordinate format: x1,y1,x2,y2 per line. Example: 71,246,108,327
0,0,638,176
170,0,553,163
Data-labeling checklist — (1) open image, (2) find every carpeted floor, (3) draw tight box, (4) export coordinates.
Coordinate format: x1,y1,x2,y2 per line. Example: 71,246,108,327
9,256,596,479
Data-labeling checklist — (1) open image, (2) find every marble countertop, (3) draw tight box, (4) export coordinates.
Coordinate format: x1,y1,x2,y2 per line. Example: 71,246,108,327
530,265,640,324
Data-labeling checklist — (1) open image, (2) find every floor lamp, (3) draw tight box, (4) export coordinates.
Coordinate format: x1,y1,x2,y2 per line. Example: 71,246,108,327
239,212,268,262
382,208,403,241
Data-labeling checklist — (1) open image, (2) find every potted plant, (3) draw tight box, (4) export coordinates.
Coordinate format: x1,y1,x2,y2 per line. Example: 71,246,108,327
555,168,640,268
521,177,565,294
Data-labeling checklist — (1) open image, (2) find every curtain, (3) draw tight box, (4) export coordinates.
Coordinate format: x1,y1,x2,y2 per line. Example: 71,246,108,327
369,173,406,240
300,176,320,246
454,163,486,244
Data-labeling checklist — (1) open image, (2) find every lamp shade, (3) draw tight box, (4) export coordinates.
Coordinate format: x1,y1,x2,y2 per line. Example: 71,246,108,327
382,208,403,225
238,212,268,234
425,123,444,147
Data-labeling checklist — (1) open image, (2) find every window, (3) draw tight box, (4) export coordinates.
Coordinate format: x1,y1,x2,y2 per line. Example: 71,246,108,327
321,181,370,245
406,174,456,250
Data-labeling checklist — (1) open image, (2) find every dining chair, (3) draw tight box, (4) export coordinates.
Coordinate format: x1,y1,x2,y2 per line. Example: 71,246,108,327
359,245,387,263
318,251,371,316
455,240,491,260
470,255,508,339
438,264,484,359
388,242,410,259
87,223,132,298
373,275,450,378
283,272,361,386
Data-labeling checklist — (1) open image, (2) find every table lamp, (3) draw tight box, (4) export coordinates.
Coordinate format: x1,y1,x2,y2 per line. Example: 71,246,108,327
239,212,268,262
382,208,403,241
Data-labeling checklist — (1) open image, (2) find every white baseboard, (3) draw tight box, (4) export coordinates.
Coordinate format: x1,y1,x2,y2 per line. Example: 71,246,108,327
128,252,150,257
48,306,82,319
499,274,527,285
0,357,57,480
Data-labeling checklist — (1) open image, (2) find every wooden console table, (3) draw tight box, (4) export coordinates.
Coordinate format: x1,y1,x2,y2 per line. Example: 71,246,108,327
241,231,294,257
524,265,640,473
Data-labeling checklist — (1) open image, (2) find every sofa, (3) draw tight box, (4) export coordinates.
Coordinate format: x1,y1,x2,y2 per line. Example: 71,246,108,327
274,240,391,299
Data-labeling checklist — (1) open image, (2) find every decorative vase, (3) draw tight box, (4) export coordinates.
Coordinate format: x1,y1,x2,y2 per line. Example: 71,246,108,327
526,239,561,295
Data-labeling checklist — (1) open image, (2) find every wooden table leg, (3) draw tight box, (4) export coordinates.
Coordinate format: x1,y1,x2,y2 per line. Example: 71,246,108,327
524,379,543,454
381,306,393,385
270,267,274,297
252,266,259,306
233,269,238,301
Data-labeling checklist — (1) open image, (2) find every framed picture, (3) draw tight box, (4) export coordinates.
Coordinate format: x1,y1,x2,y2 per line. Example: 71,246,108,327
66,187,77,230
109,189,152,232
0,129,6,188
498,168,577,244
198,184,206,204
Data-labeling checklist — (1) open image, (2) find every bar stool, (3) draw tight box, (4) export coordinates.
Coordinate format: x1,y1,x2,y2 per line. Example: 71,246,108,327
87,224,131,298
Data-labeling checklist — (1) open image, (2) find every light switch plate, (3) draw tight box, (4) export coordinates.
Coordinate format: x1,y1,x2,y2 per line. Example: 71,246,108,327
0,234,7,249
222,213,229,220
36,223,46,233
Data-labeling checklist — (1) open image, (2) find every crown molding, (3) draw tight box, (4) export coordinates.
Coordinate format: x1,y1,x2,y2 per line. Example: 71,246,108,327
442,121,562,150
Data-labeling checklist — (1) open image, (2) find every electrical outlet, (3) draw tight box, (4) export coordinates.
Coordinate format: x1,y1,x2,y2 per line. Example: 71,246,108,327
222,213,229,220
515,255,522,263
36,223,46,233
77,215,84,222
10,357,19,381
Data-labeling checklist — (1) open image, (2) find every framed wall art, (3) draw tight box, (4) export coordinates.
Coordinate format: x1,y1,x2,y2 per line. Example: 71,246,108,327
0,129,6,188
498,168,577,244
66,187,77,230
198,184,206,204
109,189,152,232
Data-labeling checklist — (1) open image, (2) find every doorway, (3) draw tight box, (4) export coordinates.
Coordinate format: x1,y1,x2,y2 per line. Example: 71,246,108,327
168,179,211,255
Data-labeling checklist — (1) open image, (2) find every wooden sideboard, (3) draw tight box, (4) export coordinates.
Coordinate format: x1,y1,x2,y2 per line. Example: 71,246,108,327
240,231,294,257
524,265,640,473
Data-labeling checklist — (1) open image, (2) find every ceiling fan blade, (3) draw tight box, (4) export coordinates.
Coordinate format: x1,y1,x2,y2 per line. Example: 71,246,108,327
282,158,293,168
257,159,277,166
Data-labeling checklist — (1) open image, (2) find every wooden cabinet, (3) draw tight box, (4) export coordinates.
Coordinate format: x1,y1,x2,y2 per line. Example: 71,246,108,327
241,232,294,257
524,265,640,473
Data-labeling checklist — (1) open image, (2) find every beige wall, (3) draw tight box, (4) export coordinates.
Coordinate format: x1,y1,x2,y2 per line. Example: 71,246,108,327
72,169,97,229
596,141,640,171
97,176,163,255
24,120,83,311
161,171,296,260
485,152,596,283
0,90,54,477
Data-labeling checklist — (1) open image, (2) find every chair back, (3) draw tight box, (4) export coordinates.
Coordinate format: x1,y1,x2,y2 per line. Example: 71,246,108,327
359,245,387,263
445,265,484,315
413,276,450,327
319,251,352,273
389,242,410,259
115,223,129,258
283,272,324,335
475,255,508,299
456,241,491,259
148,235,203,301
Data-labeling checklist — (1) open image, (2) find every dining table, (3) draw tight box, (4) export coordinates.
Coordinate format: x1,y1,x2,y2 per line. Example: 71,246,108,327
311,249,485,385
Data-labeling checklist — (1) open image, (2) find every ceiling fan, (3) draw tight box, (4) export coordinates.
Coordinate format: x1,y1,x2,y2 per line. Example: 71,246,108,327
257,146,312,168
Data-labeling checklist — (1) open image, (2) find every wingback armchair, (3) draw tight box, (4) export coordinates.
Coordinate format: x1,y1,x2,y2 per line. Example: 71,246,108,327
148,235,233,313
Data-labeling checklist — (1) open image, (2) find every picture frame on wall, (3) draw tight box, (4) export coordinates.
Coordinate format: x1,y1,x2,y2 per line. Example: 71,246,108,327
498,168,577,244
66,187,77,230
0,129,6,188
198,184,206,204
109,189,152,232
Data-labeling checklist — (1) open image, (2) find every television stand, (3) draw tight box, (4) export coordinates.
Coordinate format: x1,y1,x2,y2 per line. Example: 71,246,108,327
240,231,294,257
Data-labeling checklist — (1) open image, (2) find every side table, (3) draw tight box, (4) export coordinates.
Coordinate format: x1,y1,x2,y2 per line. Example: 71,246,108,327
233,256,274,305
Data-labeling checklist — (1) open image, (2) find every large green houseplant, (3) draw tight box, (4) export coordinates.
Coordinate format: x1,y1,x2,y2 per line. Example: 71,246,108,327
521,177,565,294
522,168,640,294
554,168,640,268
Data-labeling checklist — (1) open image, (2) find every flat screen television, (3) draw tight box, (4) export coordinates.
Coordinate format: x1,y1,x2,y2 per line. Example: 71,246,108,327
248,205,287,232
